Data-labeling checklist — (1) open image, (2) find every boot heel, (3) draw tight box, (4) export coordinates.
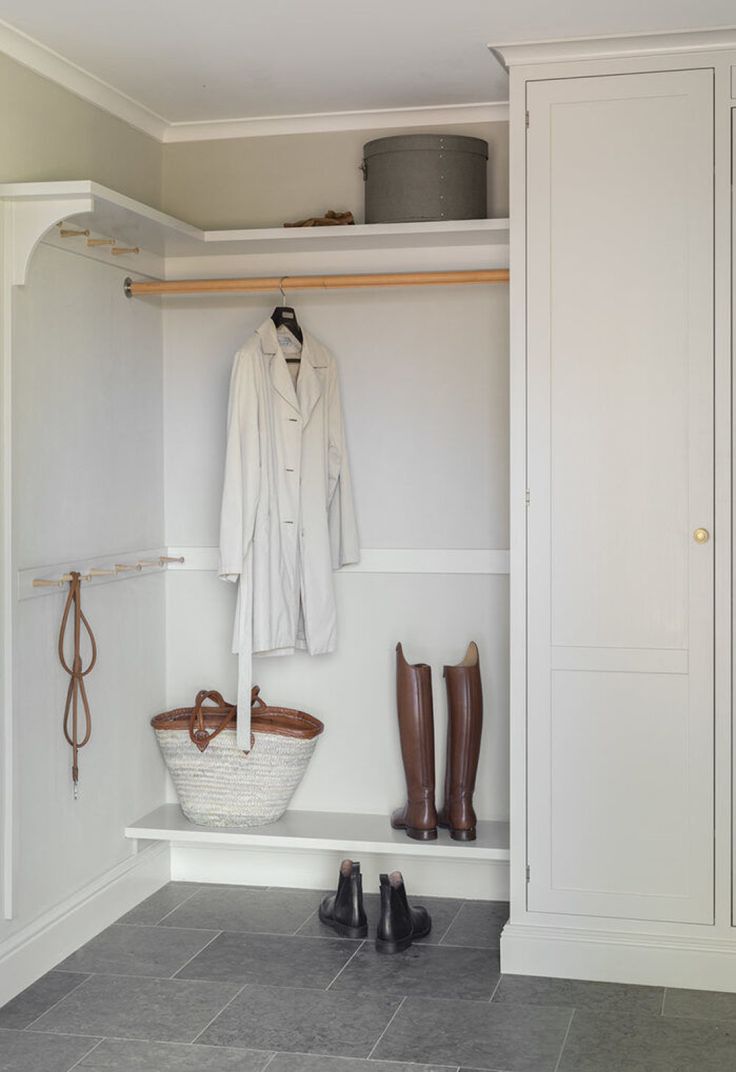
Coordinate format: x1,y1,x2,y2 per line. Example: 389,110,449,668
407,826,438,841
449,827,476,842
375,933,414,955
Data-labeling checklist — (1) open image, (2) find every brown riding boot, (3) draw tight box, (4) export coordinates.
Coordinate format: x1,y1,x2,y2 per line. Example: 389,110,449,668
438,641,483,841
390,643,438,841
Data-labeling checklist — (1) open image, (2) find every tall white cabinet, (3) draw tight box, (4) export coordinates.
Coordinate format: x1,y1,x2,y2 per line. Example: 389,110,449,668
496,31,736,989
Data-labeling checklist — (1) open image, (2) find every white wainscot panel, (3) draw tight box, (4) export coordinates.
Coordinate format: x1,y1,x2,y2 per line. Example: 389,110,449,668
165,570,509,822
10,574,168,929
545,670,697,906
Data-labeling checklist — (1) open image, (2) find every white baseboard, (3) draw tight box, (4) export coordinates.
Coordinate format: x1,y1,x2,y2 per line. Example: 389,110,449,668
0,843,170,1006
501,921,736,993
172,844,509,901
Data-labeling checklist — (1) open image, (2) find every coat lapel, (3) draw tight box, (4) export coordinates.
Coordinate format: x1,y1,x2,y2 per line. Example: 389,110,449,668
296,334,325,425
258,319,299,415
257,319,325,423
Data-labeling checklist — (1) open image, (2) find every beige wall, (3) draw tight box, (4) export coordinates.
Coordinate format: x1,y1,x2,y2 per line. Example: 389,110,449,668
0,53,162,207
162,122,509,229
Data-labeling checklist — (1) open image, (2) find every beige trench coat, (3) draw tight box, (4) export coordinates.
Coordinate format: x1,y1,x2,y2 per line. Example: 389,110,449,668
219,318,359,746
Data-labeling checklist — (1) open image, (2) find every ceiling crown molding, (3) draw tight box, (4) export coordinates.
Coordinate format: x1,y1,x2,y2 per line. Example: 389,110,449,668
0,18,168,140
490,26,736,69
0,17,507,145
164,101,509,143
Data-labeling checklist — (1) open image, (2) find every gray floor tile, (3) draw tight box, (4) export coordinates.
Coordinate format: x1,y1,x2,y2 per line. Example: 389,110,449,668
331,942,499,1000
31,974,241,1043
373,995,571,1071
494,975,663,1016
78,1037,270,1070
176,931,359,988
296,892,462,945
265,1056,456,1072
116,883,202,925
663,987,736,1021
56,923,218,977
557,1009,736,1072
197,983,401,1058
440,900,509,949
0,971,89,1029
0,1028,100,1071
160,887,320,934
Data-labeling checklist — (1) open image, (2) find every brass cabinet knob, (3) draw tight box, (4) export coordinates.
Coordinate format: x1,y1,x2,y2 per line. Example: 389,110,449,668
693,528,710,544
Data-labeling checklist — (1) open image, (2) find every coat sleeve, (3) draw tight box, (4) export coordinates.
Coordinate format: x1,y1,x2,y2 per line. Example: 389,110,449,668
218,348,261,581
326,362,360,568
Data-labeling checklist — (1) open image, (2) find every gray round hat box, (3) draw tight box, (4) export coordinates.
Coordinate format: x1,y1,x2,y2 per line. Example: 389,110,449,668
362,134,488,224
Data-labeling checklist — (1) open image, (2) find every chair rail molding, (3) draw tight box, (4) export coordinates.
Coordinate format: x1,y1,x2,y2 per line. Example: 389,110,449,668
166,546,510,576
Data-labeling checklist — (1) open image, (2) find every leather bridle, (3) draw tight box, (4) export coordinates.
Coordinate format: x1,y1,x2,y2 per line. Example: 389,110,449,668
58,571,97,794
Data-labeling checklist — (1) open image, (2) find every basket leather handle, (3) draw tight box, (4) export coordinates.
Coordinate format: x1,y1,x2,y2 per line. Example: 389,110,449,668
189,689,235,751
189,686,264,752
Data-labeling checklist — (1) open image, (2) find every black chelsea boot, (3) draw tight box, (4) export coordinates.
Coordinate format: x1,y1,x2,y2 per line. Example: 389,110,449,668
375,870,432,954
318,859,368,939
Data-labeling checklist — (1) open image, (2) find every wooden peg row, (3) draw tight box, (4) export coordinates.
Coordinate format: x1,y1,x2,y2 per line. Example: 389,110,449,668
32,572,92,588
31,557,186,587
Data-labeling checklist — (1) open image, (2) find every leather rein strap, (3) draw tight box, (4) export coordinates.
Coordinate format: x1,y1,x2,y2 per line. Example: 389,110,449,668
58,571,97,794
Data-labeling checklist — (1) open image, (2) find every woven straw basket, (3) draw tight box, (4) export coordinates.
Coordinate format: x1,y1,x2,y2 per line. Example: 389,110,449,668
151,688,324,827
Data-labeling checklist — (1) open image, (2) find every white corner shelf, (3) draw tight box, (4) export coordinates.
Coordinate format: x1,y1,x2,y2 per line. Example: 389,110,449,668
0,181,509,283
202,217,510,256
126,803,510,862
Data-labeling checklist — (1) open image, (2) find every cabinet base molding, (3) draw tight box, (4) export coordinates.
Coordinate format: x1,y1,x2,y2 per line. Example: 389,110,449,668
0,843,169,1007
501,922,736,993
171,844,510,901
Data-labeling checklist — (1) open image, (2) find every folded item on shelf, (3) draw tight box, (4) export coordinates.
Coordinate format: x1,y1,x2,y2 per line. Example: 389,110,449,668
283,209,355,227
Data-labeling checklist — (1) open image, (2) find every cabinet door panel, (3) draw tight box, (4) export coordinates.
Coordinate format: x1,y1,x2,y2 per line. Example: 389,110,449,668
526,69,714,923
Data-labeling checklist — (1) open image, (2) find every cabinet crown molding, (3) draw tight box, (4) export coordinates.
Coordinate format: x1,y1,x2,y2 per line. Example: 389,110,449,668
490,26,736,69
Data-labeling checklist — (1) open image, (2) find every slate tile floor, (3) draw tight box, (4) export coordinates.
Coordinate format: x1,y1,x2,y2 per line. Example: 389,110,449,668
3,883,736,1071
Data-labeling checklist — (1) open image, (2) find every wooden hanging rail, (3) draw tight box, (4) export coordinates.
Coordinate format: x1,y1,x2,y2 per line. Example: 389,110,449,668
124,269,509,298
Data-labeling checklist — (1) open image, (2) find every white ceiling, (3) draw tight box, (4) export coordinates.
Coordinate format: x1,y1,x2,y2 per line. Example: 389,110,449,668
0,0,733,127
